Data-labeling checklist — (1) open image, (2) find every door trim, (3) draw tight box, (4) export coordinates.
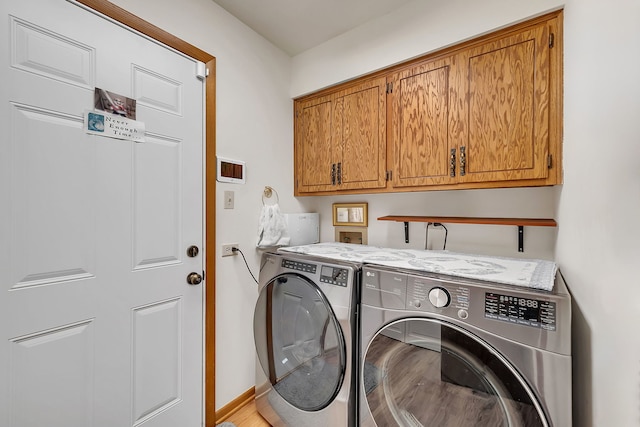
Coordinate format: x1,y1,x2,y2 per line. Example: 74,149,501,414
72,1,217,425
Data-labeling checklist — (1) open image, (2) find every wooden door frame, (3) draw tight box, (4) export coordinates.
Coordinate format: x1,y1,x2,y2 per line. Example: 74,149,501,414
74,1,217,425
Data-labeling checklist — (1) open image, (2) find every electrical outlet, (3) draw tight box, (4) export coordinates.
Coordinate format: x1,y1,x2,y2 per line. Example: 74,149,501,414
222,243,238,257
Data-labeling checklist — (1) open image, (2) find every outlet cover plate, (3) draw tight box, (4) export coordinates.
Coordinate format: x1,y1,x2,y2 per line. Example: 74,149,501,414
224,191,234,209
221,244,238,257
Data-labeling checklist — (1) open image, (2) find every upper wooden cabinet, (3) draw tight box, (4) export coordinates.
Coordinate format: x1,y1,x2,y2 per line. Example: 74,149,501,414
389,54,461,188
295,77,387,194
295,93,334,192
294,11,562,196
458,22,553,184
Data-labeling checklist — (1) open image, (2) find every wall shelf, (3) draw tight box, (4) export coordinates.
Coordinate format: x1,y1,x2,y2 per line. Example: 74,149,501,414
377,216,557,252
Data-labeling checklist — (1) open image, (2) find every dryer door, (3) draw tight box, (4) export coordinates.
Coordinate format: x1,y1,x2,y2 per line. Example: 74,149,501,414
254,273,346,411
362,318,548,427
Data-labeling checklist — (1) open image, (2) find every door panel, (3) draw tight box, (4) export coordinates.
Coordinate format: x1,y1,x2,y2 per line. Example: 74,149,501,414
0,1,204,426
132,299,182,424
461,25,550,183
296,97,334,193
338,78,386,191
133,65,184,115
10,320,94,427
11,16,95,89
391,58,458,187
133,136,182,269
10,103,96,288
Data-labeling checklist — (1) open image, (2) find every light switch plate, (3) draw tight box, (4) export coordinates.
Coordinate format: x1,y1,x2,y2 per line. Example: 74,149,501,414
224,191,234,209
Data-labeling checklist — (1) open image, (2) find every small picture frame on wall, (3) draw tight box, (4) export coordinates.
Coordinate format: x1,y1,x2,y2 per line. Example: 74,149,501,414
332,203,368,227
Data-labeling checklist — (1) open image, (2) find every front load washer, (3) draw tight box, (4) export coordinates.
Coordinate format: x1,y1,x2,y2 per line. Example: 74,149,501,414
253,250,360,427
359,264,572,427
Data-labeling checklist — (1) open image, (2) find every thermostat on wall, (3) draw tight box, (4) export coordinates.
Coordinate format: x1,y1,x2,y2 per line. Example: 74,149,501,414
217,156,245,184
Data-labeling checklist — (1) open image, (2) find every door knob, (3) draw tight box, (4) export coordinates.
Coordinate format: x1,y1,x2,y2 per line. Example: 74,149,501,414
186,245,199,257
187,272,203,285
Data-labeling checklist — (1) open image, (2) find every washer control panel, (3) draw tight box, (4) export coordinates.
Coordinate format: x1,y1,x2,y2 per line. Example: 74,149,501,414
362,264,569,354
282,259,316,274
484,292,557,331
319,265,348,287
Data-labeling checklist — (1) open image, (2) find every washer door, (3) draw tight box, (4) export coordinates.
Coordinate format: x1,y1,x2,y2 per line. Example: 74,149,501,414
254,273,346,411
362,318,548,427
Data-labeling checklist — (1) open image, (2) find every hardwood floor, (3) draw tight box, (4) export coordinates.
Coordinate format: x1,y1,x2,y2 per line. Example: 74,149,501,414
221,399,271,427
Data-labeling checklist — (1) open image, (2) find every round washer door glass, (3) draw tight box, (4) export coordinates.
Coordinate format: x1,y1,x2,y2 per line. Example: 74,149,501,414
254,273,346,411
362,318,547,427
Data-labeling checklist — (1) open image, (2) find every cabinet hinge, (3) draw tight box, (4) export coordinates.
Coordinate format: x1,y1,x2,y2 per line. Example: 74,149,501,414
549,33,555,49
547,154,553,169
385,170,392,181
386,82,393,94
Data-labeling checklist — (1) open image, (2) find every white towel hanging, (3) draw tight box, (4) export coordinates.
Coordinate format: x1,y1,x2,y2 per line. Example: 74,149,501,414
256,203,290,248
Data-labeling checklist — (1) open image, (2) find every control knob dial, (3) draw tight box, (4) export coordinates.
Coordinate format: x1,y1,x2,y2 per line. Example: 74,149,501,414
428,287,450,308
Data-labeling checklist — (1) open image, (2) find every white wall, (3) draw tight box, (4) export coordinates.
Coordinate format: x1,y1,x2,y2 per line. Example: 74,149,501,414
300,187,559,259
292,0,640,426
107,0,301,411
290,0,564,97
557,0,640,425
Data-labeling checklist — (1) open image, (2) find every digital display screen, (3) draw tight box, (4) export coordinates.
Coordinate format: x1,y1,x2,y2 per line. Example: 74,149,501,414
485,292,556,330
321,266,334,277
319,265,348,287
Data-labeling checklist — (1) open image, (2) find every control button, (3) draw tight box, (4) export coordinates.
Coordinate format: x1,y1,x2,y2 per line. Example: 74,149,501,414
428,287,450,308
458,309,469,320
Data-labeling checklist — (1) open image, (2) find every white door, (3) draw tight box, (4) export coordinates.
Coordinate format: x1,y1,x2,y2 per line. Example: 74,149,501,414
0,0,205,426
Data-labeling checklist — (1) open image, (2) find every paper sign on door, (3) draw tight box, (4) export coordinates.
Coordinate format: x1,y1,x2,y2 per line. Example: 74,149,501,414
85,110,145,142
85,88,145,142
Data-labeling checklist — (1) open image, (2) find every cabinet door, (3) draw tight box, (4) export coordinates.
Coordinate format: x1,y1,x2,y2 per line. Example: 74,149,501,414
459,23,551,183
390,57,461,187
335,77,387,191
295,95,335,193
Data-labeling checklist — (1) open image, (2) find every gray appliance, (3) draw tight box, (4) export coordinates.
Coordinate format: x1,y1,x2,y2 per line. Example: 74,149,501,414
254,251,360,427
359,264,572,427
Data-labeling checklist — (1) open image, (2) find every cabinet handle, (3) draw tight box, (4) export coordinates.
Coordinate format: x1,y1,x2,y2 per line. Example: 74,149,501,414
337,162,342,185
331,163,336,185
459,146,466,176
450,148,456,177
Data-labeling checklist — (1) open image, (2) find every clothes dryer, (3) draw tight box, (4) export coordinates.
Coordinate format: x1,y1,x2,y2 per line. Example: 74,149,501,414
253,251,360,427
359,264,572,427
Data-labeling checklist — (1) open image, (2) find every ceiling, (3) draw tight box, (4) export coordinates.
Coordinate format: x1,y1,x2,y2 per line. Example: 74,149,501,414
211,0,414,56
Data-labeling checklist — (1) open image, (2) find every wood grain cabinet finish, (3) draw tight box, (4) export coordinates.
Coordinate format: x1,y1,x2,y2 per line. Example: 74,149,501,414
295,93,334,192
458,22,554,184
295,77,386,194
389,54,461,188
294,11,562,196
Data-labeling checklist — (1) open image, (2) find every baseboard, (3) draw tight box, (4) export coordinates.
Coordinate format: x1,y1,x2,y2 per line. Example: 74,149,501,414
215,387,255,423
